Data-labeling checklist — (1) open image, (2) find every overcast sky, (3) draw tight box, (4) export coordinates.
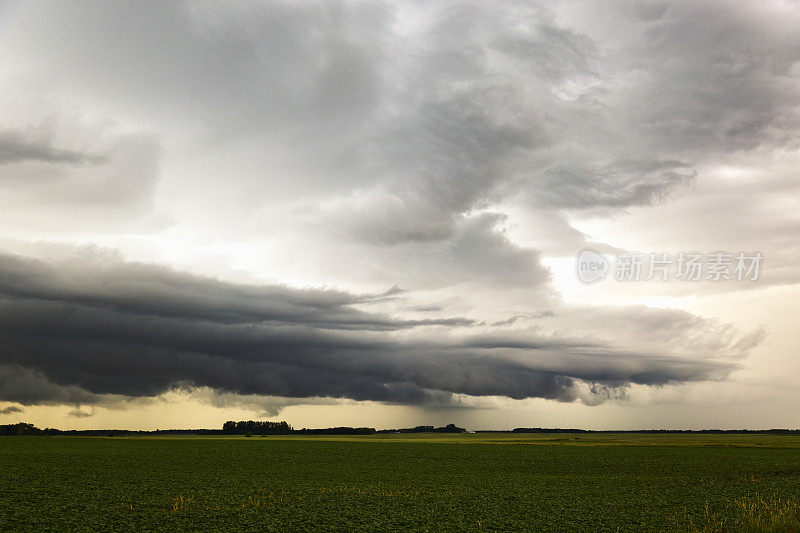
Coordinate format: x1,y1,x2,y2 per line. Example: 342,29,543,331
0,0,798,430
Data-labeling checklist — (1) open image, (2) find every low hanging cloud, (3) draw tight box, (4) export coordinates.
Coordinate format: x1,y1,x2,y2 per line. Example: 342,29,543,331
67,406,96,418
0,251,759,408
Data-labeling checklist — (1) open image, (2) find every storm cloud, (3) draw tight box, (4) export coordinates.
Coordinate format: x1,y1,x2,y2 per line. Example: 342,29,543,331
0,252,751,407
0,1,794,425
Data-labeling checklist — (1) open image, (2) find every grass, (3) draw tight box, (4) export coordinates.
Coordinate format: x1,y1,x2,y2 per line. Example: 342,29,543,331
674,495,800,532
1,434,800,531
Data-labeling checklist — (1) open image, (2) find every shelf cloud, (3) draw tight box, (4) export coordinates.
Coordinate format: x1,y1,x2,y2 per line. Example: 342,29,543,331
0,252,756,408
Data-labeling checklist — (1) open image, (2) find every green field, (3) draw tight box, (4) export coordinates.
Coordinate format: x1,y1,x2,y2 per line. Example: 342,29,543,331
2,434,800,532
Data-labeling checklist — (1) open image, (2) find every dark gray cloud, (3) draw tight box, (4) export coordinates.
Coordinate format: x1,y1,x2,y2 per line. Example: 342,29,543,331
0,251,472,330
0,365,102,406
67,406,95,418
0,405,23,415
0,252,752,407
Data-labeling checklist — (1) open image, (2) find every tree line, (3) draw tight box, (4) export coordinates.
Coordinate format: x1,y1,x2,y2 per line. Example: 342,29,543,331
377,424,466,434
222,420,293,434
0,423,59,436
221,421,467,435
0,421,467,436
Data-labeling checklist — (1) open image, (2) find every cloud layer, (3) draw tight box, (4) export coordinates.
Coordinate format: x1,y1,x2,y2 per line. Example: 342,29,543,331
0,252,756,408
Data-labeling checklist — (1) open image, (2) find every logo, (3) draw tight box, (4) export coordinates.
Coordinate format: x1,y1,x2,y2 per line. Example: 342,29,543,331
576,249,609,283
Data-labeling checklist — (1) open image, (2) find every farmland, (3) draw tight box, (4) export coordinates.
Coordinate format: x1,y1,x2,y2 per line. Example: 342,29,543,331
1,434,800,531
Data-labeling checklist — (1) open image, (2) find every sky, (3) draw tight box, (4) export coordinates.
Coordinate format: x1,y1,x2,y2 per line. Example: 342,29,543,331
0,0,798,431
